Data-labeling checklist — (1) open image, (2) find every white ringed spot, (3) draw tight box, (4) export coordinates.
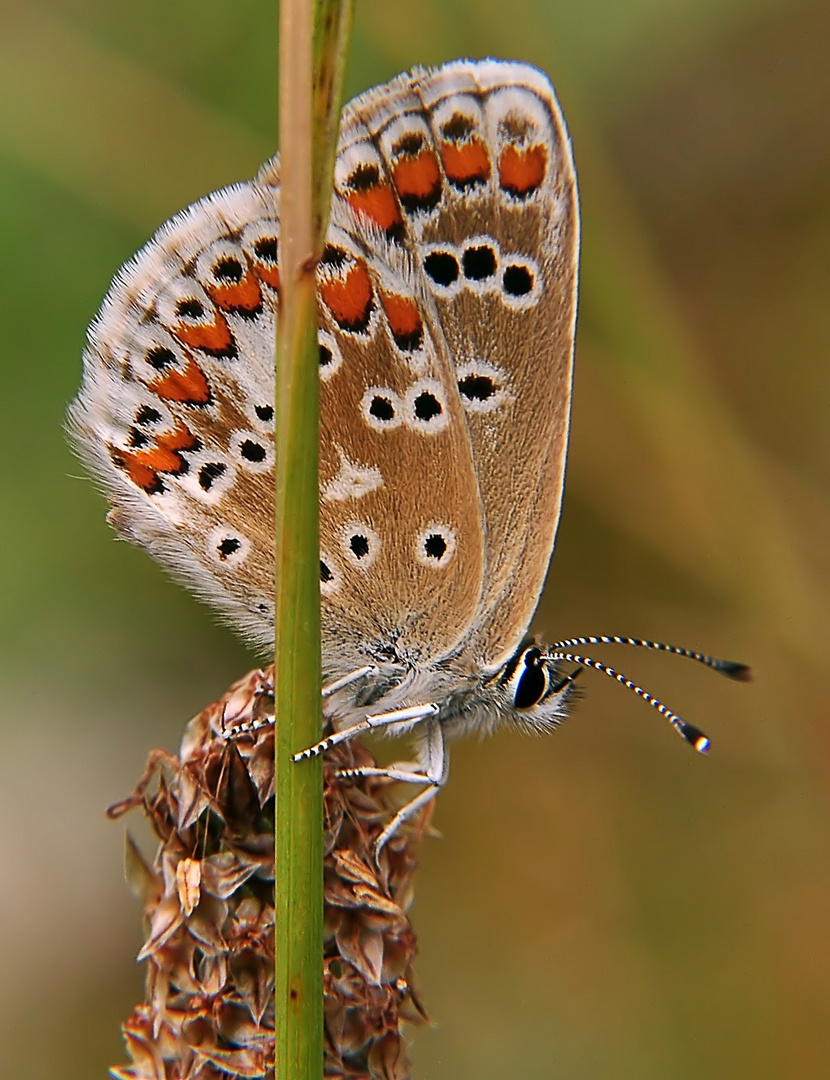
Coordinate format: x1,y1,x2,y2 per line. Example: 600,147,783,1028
340,521,380,570
404,379,450,434
361,386,403,432
207,525,251,568
416,524,457,569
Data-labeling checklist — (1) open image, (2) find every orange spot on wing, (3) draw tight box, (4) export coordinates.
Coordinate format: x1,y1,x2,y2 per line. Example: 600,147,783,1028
256,262,280,290
392,149,442,208
209,271,263,314
174,311,235,356
113,453,160,494
498,144,547,196
344,185,403,236
320,262,373,332
111,419,198,493
155,419,199,455
440,138,491,186
149,355,211,405
380,292,423,351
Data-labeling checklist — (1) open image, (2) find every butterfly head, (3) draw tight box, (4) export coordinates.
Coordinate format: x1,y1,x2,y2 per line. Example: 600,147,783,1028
494,640,578,734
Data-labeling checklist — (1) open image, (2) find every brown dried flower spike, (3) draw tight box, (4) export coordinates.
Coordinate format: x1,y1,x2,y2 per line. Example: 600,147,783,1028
108,667,430,1080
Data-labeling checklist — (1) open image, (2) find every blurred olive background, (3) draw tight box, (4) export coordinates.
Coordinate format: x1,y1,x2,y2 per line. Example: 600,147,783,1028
2,0,828,1077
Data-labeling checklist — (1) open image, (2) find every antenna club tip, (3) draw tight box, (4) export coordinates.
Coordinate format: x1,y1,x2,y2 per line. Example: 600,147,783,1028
722,661,752,682
679,721,711,754
694,734,711,754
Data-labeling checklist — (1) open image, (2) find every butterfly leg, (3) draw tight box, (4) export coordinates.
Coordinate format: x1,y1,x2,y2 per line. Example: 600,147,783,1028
321,665,377,698
336,717,448,857
219,665,383,740
292,701,439,761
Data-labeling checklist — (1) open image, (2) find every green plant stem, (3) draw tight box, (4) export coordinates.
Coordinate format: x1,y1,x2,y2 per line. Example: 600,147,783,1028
274,1,352,1078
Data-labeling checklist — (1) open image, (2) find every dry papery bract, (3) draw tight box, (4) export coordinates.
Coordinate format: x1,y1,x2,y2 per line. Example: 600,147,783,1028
108,666,431,1080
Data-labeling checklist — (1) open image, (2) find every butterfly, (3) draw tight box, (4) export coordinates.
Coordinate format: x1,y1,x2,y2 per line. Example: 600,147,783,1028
69,59,749,852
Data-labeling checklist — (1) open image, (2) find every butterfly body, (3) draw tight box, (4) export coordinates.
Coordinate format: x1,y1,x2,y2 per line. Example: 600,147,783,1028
70,59,588,842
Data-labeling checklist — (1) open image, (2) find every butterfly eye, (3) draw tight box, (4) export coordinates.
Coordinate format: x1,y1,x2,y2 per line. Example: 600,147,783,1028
498,643,550,712
506,646,551,710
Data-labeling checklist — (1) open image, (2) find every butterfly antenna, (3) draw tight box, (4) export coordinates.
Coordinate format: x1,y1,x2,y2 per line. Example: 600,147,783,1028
545,649,713,753
549,635,751,681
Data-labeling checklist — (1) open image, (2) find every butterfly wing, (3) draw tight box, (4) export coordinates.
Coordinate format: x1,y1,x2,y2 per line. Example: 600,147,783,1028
331,60,579,671
71,60,575,683
304,210,486,678
69,182,282,650
71,139,486,673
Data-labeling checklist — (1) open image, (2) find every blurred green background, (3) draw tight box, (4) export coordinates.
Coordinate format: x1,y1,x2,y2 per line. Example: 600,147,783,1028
2,0,828,1077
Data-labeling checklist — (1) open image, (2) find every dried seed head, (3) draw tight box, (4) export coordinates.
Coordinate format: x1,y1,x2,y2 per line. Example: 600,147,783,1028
109,666,430,1080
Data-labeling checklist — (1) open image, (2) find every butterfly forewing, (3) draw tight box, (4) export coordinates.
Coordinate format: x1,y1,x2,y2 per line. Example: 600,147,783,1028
333,61,579,671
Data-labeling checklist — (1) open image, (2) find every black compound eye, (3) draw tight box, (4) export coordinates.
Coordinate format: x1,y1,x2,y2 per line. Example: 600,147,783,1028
514,648,549,710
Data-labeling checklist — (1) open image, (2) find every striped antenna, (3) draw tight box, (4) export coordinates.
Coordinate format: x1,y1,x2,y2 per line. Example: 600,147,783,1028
546,649,713,753
549,636,751,681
